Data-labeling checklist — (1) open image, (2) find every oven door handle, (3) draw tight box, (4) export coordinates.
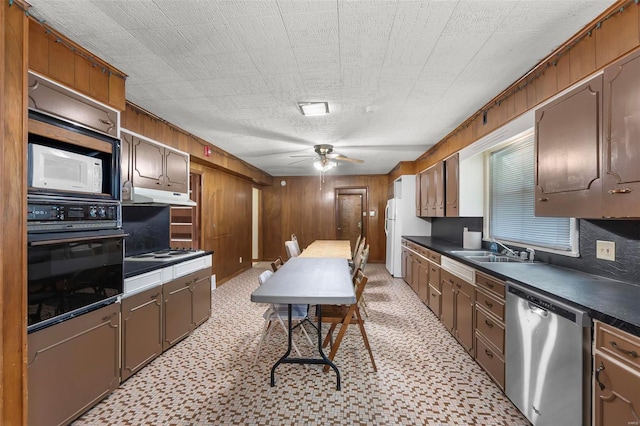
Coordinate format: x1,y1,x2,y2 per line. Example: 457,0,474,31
29,233,128,246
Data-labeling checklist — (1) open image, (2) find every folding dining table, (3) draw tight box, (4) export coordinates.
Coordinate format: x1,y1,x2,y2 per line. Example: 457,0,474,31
250,257,355,390
298,239,352,259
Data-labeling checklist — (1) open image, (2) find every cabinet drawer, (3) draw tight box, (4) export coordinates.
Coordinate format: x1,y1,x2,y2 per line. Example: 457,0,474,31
475,287,505,321
595,321,640,371
475,271,505,298
427,263,440,289
427,284,441,317
475,334,505,390
475,307,505,354
426,249,441,264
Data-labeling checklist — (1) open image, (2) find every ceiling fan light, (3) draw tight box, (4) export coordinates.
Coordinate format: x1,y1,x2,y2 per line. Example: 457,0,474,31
298,102,329,116
313,160,337,172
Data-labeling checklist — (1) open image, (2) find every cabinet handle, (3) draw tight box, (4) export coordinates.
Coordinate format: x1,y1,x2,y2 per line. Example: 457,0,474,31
595,362,606,391
431,293,436,298
156,181,162,185
484,300,493,308
485,319,494,328
456,283,462,289
484,349,494,359
449,278,454,283
485,282,494,288
610,341,639,358
151,293,160,300
607,188,632,195
102,313,116,321
538,197,549,202
99,119,112,125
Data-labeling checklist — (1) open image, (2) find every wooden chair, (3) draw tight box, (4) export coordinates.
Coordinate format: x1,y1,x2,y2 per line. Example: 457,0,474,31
319,269,377,372
291,234,301,253
271,256,284,272
352,235,362,259
357,245,370,317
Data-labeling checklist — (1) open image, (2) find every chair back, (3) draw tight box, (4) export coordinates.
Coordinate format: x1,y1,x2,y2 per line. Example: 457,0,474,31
360,244,370,272
291,233,297,241
271,256,284,272
285,240,300,259
353,269,369,302
352,235,362,259
258,270,274,286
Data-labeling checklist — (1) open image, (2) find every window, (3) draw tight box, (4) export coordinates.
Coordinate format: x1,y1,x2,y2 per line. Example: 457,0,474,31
488,130,578,254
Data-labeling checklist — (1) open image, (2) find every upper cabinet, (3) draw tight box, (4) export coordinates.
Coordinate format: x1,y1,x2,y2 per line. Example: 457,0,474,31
416,153,482,218
535,75,603,218
535,48,640,218
603,49,640,218
121,130,189,196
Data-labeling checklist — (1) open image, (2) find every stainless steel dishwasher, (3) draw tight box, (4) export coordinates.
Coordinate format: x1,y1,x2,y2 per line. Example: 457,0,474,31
506,281,592,426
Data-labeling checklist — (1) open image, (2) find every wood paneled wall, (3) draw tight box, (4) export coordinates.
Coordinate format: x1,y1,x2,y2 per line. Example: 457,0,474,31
1,2,28,424
28,18,126,111
262,175,388,264
190,163,253,284
413,1,640,172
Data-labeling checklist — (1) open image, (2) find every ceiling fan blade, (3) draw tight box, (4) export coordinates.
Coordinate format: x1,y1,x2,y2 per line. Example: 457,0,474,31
289,154,317,158
334,154,364,164
288,158,312,165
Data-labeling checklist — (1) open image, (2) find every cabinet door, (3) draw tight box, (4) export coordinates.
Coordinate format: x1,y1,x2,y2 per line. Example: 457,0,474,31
454,280,475,354
192,270,212,327
426,167,436,216
427,262,440,290
410,255,420,294
163,274,195,351
415,174,421,216
420,171,429,217
440,271,455,332
164,148,189,194
433,162,445,217
121,287,163,382
445,154,459,217
603,49,640,217
401,247,408,283
535,75,602,217
593,353,640,426
416,257,429,304
121,132,133,187
132,137,165,189
28,303,120,426
405,251,414,286
427,284,441,317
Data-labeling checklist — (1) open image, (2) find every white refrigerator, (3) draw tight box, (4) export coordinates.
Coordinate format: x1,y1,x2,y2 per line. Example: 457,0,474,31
385,176,432,277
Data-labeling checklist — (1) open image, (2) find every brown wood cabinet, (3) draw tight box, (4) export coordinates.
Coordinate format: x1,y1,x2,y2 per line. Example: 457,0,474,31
171,206,196,249
416,162,445,218
401,244,410,283
130,135,189,194
28,303,120,426
415,255,429,304
445,153,459,217
535,74,603,218
603,49,640,217
426,259,441,317
163,273,195,351
121,287,163,382
593,321,640,426
192,271,212,327
420,171,429,217
415,174,421,216
440,269,476,355
474,271,506,390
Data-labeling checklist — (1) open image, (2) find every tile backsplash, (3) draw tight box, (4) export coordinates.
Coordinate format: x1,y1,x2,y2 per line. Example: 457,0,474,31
122,205,170,256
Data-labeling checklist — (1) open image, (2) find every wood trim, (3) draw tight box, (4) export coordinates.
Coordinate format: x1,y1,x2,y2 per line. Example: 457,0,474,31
1,2,28,424
28,118,113,153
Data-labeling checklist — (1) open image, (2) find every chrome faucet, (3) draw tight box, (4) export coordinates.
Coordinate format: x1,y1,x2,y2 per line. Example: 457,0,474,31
491,239,518,257
526,248,535,262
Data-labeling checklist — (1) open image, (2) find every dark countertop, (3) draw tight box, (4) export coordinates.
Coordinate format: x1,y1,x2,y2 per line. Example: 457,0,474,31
124,250,213,278
403,236,640,336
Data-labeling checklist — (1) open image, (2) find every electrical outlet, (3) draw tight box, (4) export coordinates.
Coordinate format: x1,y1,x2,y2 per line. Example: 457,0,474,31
596,240,615,261
239,256,242,263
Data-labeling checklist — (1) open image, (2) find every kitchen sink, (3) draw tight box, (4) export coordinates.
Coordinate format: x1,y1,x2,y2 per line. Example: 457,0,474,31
449,250,494,257
466,255,534,264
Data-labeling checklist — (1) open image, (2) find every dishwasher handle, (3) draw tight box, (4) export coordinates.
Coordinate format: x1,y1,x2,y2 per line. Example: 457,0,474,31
507,281,591,327
528,302,549,318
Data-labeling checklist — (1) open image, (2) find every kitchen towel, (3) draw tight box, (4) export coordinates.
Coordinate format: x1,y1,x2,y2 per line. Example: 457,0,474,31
463,228,482,249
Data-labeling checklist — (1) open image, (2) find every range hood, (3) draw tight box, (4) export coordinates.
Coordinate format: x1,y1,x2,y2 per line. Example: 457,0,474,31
123,185,196,207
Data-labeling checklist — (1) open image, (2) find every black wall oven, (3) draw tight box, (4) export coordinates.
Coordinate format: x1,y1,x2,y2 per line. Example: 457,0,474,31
27,111,125,333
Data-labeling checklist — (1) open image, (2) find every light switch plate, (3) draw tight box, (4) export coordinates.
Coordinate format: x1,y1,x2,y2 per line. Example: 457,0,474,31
596,240,615,261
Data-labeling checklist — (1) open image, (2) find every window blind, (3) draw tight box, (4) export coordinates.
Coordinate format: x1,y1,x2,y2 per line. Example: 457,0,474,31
489,135,573,251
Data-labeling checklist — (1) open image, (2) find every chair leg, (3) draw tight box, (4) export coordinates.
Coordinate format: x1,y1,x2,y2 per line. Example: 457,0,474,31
254,320,272,365
274,314,302,358
355,308,377,372
322,323,337,348
359,297,369,318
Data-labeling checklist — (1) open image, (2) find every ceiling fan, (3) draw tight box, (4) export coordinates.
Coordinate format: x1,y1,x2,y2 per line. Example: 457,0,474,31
291,144,364,172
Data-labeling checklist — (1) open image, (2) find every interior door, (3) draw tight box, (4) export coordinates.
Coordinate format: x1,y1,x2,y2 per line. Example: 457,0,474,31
336,193,363,249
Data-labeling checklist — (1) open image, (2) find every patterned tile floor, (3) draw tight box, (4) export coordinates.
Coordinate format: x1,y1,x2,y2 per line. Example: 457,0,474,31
73,263,530,425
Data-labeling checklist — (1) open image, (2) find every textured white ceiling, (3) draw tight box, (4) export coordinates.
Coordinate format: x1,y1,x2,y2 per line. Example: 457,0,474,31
27,0,615,176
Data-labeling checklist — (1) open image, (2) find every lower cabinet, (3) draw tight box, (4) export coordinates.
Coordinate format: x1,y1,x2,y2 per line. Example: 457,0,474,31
163,273,196,351
440,269,476,355
593,321,640,426
415,256,429,304
192,269,212,327
121,287,163,382
28,303,120,426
